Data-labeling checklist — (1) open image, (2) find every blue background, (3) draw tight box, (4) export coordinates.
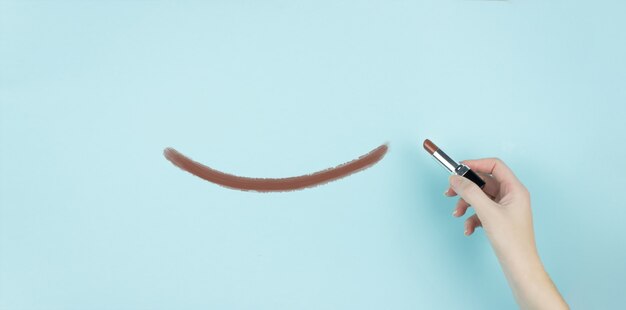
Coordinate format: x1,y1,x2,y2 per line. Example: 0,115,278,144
1,1,625,309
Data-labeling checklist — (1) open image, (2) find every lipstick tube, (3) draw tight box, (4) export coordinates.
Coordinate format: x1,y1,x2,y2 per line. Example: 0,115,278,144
423,139,485,188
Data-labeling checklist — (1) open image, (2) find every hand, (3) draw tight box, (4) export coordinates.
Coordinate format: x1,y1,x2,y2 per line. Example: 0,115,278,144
445,158,568,310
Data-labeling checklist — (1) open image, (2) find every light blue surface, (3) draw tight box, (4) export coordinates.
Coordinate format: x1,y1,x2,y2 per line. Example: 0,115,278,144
1,1,625,309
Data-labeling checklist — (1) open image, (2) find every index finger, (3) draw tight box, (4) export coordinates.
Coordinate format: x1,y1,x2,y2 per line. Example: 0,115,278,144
461,158,521,186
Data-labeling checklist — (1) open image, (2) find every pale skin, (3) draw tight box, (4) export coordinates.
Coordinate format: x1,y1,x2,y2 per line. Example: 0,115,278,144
444,158,568,310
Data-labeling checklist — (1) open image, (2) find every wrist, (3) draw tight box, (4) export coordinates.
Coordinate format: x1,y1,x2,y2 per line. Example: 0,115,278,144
495,248,567,309
499,249,542,276
495,244,544,283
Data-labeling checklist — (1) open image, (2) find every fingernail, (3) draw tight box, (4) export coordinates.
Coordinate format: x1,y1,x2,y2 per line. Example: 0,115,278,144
444,190,450,196
452,210,458,216
464,229,469,236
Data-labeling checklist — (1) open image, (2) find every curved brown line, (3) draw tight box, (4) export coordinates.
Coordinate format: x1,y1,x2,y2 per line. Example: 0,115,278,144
163,144,388,192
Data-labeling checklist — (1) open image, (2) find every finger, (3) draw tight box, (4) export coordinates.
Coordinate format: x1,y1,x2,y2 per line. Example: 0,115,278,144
464,214,482,236
461,158,521,186
449,175,495,215
453,198,470,217
444,187,457,197
478,173,499,199
445,173,499,199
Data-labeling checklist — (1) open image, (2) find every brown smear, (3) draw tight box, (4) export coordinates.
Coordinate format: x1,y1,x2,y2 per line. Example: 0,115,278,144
163,144,388,192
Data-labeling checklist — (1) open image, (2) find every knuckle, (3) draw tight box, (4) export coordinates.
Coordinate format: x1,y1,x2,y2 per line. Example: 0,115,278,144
459,179,473,189
521,186,531,200
465,184,481,196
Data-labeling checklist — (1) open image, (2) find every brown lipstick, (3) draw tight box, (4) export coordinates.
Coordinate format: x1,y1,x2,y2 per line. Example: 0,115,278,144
164,144,388,192
423,139,485,188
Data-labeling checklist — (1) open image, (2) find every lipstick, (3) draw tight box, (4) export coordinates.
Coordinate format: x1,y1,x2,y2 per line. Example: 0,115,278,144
423,139,485,188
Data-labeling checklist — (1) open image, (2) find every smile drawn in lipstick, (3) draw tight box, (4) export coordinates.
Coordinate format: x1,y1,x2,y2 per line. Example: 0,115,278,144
163,144,388,192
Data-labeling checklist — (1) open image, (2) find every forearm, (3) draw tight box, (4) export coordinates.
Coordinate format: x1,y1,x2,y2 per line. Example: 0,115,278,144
497,251,568,310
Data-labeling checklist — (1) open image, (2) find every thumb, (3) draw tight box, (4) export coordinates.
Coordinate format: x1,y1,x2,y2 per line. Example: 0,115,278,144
449,175,494,214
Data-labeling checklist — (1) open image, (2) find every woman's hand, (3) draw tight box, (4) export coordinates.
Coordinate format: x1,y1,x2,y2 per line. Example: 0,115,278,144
445,158,568,310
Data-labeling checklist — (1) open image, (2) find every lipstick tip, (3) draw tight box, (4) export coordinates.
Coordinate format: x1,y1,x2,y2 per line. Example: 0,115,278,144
423,139,438,155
